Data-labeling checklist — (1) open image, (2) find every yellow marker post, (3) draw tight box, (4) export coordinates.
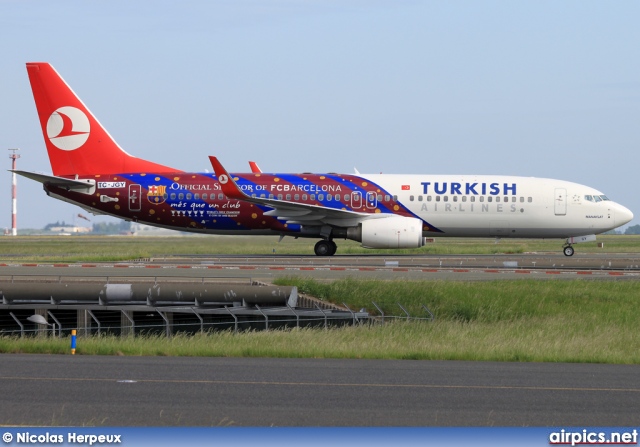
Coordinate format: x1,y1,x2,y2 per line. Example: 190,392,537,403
71,329,77,355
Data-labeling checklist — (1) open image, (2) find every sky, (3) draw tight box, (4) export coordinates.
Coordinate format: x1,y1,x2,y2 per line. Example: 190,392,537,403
1,0,638,230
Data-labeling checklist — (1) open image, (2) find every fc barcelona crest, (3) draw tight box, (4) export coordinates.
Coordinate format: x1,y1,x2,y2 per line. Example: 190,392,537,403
147,185,166,204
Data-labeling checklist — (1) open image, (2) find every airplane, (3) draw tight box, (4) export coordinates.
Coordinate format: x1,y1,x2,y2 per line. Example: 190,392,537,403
16,62,633,257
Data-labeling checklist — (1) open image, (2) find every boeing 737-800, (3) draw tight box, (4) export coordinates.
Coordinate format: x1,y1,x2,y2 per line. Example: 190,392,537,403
15,63,633,256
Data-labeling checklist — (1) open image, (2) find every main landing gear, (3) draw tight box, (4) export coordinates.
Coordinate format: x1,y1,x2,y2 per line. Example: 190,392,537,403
314,239,337,256
563,244,575,257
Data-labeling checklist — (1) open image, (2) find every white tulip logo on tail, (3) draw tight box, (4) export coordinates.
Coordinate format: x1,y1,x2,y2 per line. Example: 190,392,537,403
46,106,90,151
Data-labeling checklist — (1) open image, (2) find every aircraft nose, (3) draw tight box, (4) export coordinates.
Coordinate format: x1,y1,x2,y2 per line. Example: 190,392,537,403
616,204,634,227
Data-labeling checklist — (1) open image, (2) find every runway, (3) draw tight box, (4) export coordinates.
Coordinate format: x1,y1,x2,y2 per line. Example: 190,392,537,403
2,253,639,282
0,354,638,426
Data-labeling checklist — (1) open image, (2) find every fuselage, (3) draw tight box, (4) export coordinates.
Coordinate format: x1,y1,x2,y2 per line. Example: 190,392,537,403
45,171,632,239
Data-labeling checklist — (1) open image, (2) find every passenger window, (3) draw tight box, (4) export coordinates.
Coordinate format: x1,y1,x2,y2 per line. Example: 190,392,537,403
410,195,415,201
311,194,316,200
528,197,532,203
170,193,176,200
218,193,224,200
393,195,398,201
179,193,184,200
384,195,390,202
195,193,200,200
436,196,441,202
278,194,283,200
302,194,308,201
520,197,524,203
470,196,475,202
461,196,466,202
443,196,448,202
260,194,265,198
251,193,256,198
345,194,350,201
479,196,484,203
418,195,423,202
427,196,432,202
487,197,492,202
269,194,274,200
453,196,458,202
294,194,300,201
327,194,332,201
496,197,500,203
318,194,324,201
285,194,291,200
202,193,207,200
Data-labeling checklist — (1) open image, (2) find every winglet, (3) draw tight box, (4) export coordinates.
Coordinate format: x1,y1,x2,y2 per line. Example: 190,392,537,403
208,156,249,200
248,161,262,173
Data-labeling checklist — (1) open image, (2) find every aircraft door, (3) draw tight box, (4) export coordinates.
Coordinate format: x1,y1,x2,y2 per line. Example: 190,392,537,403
554,188,567,216
129,184,142,211
366,191,378,209
351,191,362,209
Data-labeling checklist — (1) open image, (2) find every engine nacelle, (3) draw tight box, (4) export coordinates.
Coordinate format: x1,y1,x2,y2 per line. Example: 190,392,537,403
347,215,425,249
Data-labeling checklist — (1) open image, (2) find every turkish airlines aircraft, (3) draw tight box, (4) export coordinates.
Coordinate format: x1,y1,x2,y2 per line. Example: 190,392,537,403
17,63,633,256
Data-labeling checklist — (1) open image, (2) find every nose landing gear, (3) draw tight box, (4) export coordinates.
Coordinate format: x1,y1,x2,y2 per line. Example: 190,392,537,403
563,244,575,257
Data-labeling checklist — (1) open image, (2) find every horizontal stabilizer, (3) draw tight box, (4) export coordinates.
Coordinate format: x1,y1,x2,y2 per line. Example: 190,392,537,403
11,170,95,191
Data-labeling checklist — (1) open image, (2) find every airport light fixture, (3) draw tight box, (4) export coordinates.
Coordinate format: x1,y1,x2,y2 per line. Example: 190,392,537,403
8,148,20,236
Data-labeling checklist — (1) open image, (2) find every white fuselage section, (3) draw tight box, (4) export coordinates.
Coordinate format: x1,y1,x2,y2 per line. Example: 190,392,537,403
364,174,632,238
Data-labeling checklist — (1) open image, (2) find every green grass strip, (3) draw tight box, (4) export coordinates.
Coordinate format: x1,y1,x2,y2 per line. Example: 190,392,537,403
1,234,639,262
1,278,638,363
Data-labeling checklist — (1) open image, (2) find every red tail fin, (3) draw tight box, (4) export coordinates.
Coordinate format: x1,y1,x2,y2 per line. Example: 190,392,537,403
26,62,180,177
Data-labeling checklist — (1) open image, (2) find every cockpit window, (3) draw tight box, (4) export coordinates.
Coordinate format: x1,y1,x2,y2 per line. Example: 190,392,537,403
585,194,609,202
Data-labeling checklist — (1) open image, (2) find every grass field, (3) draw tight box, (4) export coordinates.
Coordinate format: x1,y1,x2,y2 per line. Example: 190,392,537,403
1,278,638,364
1,235,638,363
1,234,639,262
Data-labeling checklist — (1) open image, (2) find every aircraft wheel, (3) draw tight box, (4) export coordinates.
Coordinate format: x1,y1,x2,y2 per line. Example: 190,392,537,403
563,245,575,257
314,240,335,256
328,240,337,256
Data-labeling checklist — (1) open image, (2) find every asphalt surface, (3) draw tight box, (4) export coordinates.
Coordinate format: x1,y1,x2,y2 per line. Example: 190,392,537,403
1,253,639,283
0,354,638,427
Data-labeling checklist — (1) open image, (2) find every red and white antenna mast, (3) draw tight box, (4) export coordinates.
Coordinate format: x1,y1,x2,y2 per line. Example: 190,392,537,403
9,148,20,236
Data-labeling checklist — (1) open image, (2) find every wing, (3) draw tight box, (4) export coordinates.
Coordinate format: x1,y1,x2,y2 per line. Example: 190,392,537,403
209,156,371,227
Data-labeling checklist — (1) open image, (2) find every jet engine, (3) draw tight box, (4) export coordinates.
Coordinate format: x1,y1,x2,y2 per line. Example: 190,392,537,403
347,215,425,249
